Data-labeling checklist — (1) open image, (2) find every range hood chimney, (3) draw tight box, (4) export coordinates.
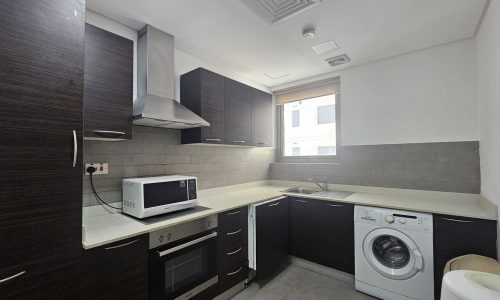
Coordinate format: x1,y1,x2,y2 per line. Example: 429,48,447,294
133,25,210,129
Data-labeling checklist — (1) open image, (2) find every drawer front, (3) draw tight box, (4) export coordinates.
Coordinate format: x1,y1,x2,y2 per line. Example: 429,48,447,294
218,261,248,293
219,206,248,229
219,242,248,270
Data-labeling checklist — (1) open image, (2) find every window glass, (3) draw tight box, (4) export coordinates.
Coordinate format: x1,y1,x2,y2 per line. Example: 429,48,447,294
282,94,337,157
317,105,335,124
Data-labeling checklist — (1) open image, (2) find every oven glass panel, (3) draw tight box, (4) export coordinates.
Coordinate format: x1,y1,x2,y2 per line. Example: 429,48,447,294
144,181,187,208
164,247,208,293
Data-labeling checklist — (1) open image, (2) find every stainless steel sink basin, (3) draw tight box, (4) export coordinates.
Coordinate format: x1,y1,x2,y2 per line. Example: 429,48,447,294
281,187,321,195
282,187,353,199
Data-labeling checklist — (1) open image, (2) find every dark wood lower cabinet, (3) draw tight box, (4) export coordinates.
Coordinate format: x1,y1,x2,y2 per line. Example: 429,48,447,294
83,235,149,300
289,197,354,274
433,214,497,300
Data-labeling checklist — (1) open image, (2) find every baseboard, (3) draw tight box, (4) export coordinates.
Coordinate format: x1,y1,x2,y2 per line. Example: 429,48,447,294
290,256,354,287
213,281,245,300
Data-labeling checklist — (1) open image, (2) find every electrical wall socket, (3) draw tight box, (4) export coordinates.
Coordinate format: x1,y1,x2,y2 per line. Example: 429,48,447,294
85,163,108,175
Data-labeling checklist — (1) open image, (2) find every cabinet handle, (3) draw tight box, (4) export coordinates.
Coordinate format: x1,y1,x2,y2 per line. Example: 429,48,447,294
93,130,126,137
227,266,243,276
227,247,242,256
104,238,139,250
268,202,280,207
440,217,474,223
256,142,266,145
226,210,241,216
72,130,77,168
233,140,246,144
0,271,26,284
205,138,221,142
326,204,343,207
226,228,242,236
293,199,307,203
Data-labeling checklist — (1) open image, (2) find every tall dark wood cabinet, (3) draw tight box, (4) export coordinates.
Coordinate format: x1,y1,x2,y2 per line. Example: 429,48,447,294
0,0,85,298
252,89,273,147
256,198,289,280
289,197,354,274
84,23,134,141
433,214,497,300
181,68,225,144
83,235,149,300
224,78,253,146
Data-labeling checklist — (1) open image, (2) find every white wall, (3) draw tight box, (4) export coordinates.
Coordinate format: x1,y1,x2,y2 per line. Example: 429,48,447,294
477,1,500,208
340,39,478,146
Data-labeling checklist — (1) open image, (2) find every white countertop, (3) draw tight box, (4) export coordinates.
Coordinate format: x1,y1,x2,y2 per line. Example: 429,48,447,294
82,181,497,249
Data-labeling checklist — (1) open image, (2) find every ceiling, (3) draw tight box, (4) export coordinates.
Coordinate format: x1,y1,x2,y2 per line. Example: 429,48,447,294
86,0,487,88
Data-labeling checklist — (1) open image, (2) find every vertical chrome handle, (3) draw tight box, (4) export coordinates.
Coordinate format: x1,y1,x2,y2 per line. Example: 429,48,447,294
72,130,77,167
0,271,26,284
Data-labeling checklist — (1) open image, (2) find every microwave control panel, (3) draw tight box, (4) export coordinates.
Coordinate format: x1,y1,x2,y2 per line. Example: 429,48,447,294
188,179,197,200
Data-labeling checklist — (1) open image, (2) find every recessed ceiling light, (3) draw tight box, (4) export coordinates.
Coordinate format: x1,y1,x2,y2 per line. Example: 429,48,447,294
264,72,290,79
312,40,339,55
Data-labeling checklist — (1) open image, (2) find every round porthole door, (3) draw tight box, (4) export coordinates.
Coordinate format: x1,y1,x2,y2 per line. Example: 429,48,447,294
362,228,423,280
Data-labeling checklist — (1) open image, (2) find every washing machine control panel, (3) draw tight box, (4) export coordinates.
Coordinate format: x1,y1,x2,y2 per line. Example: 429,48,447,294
355,206,433,233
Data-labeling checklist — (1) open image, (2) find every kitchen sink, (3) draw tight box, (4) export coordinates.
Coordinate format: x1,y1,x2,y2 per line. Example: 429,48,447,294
281,187,321,194
282,187,353,199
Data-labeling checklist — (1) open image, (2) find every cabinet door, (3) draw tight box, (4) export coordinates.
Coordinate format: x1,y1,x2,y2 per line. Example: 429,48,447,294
84,23,134,140
181,68,225,144
224,78,252,146
0,0,84,298
289,197,318,262
83,235,149,300
256,199,289,280
433,214,497,299
252,89,273,147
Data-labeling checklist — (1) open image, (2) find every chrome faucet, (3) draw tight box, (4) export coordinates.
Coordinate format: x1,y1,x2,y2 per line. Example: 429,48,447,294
308,178,328,191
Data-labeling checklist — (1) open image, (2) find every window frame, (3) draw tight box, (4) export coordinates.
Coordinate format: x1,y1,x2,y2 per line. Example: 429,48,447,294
278,94,341,162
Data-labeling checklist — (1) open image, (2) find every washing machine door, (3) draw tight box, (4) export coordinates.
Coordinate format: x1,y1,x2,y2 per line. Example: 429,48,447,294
363,228,423,280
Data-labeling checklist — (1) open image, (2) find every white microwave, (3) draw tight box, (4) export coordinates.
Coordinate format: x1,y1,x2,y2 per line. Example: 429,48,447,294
122,175,198,219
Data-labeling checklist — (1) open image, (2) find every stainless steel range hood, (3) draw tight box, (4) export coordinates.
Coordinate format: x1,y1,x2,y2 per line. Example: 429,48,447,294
133,25,210,129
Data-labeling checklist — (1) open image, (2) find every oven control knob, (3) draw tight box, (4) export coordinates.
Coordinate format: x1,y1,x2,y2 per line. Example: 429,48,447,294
384,215,395,224
398,218,407,224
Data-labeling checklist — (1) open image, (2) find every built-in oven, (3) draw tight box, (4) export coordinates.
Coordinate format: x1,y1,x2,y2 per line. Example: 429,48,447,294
149,215,218,300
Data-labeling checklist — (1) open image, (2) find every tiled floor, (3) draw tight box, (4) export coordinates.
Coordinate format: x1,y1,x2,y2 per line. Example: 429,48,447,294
232,265,376,300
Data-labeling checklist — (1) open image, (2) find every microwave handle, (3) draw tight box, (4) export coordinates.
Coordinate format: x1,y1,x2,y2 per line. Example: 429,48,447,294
157,231,217,257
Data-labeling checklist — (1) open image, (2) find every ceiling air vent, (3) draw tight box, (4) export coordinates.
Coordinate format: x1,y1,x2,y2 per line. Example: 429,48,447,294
326,54,350,67
240,0,322,24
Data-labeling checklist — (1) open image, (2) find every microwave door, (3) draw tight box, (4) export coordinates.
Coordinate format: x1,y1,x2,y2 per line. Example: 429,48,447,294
144,181,189,208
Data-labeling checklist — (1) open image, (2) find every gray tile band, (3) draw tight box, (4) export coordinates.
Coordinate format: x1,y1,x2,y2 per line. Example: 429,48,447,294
271,141,480,194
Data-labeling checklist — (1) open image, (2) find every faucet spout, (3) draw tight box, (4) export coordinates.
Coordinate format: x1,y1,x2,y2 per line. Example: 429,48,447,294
308,178,328,191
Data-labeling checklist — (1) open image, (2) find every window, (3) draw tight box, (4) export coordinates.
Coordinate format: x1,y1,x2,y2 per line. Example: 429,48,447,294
291,110,300,127
317,105,335,124
281,94,338,157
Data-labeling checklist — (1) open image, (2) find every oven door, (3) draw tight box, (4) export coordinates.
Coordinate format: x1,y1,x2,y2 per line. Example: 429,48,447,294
149,231,218,300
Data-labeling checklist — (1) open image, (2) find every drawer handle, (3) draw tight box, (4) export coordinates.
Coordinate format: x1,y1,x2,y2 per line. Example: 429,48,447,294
226,210,241,216
268,202,279,207
104,238,139,250
294,199,307,203
205,138,222,142
227,266,243,276
233,140,246,143
326,204,343,207
227,247,242,256
441,217,474,223
226,228,242,236
0,271,26,284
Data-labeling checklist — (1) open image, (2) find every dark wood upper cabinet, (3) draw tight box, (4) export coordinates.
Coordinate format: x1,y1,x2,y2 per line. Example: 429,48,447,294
84,23,134,141
289,197,354,274
433,214,497,300
181,68,225,144
224,78,253,146
252,89,273,147
180,68,272,146
83,235,149,300
0,0,84,298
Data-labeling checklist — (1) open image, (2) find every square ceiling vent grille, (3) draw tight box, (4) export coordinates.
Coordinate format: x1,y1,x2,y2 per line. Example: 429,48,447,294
240,0,322,24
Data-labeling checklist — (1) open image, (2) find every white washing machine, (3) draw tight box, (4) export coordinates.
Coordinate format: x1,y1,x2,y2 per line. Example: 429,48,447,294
354,206,434,300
